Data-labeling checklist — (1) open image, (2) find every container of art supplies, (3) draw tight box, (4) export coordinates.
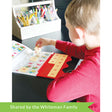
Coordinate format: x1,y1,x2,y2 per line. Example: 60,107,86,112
12,0,61,40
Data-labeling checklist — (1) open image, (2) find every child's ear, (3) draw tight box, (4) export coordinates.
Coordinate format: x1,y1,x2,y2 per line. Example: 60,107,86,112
75,27,85,39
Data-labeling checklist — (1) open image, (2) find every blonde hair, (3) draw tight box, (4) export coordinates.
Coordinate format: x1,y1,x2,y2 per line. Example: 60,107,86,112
65,0,100,35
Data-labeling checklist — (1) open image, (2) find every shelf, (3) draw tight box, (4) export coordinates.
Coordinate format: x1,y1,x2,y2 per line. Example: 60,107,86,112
13,1,52,8
12,0,61,40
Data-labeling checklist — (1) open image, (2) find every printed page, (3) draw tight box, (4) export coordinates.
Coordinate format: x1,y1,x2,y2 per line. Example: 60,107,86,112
12,40,52,76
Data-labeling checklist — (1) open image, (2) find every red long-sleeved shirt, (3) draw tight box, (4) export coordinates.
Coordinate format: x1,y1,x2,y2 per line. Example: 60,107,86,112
47,40,100,112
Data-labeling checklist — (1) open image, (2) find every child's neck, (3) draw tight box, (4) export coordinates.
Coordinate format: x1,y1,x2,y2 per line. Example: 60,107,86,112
85,34,100,50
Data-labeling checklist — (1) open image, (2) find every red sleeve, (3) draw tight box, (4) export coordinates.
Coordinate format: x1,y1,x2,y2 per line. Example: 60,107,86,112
46,57,100,102
55,40,86,59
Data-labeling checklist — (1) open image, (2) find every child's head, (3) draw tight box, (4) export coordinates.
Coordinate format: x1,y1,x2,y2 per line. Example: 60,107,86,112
65,0,100,47
65,0,100,35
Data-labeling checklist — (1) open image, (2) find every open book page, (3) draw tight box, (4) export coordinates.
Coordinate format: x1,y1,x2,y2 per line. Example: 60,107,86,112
12,40,53,76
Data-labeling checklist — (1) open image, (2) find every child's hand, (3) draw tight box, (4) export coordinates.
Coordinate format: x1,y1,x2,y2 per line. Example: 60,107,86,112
35,38,56,48
34,47,41,55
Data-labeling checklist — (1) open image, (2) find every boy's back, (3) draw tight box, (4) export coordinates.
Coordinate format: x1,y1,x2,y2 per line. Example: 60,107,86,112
47,40,100,112
35,0,100,112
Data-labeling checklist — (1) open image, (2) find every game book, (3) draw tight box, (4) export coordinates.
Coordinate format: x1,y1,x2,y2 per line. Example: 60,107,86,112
12,40,71,79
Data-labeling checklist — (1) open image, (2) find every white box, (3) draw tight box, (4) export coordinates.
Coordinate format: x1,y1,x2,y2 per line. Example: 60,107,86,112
12,0,61,40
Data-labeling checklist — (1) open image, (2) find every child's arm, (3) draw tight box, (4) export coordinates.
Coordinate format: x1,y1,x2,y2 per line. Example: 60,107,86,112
35,38,86,59
55,40,86,59
35,38,56,48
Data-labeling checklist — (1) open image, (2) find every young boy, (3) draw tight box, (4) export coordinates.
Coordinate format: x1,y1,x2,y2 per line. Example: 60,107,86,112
35,0,100,112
